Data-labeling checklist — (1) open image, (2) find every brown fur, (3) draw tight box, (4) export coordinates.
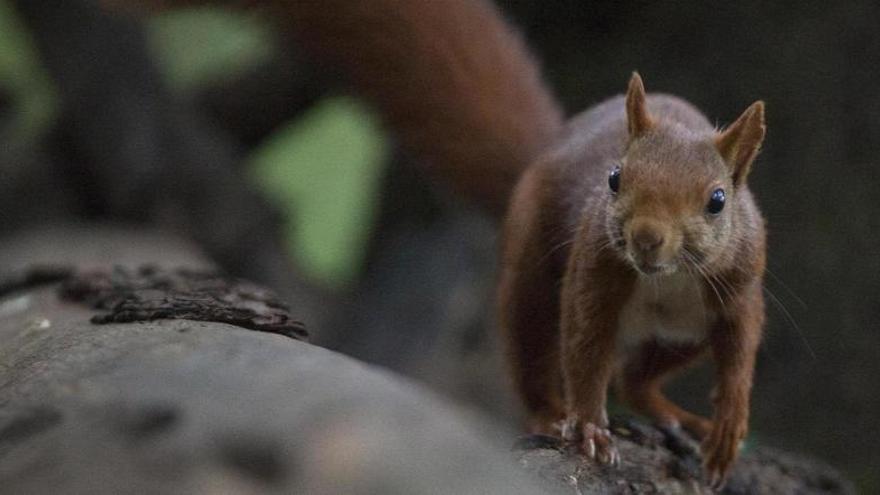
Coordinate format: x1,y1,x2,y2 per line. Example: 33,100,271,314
282,0,564,214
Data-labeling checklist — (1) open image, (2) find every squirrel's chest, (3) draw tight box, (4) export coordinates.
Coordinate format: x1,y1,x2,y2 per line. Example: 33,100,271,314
617,273,715,348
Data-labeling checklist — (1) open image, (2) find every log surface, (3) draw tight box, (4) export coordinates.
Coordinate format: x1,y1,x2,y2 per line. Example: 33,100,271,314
0,226,855,494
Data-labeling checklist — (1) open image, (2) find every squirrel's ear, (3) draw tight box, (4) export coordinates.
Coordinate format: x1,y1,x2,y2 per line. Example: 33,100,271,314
715,101,765,186
626,72,654,138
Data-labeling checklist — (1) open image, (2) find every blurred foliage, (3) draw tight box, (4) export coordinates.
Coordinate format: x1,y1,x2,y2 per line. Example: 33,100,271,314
0,1,56,145
149,8,388,287
249,97,387,287
0,3,387,288
148,8,272,91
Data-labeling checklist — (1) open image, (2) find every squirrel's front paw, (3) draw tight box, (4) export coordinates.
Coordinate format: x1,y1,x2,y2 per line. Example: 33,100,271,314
562,419,620,466
701,416,746,489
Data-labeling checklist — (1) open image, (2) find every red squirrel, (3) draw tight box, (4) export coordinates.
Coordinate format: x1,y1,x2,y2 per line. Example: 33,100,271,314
108,0,766,486
499,74,765,486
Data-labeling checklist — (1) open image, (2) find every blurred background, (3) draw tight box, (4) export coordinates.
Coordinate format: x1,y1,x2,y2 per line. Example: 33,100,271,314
0,0,877,491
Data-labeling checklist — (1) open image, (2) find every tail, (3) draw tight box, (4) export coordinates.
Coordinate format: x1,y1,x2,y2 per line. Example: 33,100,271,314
284,0,564,214
114,0,565,215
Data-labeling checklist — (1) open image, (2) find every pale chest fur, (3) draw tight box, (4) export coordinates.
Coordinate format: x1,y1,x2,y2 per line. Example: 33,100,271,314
617,272,716,348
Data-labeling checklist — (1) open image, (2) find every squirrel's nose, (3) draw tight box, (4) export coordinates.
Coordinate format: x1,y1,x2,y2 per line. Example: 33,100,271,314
631,224,665,253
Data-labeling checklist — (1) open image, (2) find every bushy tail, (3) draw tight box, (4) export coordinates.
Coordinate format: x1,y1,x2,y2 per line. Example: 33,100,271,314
284,0,563,214
115,0,565,214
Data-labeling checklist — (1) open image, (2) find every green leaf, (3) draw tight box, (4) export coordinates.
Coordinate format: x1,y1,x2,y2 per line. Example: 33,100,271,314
249,97,388,288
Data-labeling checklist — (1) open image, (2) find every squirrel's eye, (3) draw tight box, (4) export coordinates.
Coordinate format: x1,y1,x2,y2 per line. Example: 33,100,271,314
707,188,726,214
609,166,621,194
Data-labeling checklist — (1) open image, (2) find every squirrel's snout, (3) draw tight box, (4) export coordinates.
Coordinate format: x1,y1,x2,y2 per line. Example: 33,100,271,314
626,219,679,273
632,226,664,253
629,220,668,255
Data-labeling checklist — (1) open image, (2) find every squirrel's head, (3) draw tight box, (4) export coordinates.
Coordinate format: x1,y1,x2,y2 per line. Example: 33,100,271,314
605,73,765,276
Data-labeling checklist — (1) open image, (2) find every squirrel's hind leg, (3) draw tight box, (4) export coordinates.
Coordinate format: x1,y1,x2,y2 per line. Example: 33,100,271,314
616,340,712,440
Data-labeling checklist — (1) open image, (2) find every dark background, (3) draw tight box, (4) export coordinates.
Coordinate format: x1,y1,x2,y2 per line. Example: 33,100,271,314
0,0,877,490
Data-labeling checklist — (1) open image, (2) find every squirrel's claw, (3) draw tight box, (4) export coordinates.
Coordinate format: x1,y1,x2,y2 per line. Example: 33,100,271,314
709,471,725,491
701,415,746,490
573,421,618,466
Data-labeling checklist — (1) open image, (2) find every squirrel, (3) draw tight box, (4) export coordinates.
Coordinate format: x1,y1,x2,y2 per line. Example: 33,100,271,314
106,0,766,486
498,73,765,486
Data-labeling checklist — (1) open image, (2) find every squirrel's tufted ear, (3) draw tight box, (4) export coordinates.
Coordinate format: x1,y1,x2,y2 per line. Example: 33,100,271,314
715,101,765,186
626,72,654,138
